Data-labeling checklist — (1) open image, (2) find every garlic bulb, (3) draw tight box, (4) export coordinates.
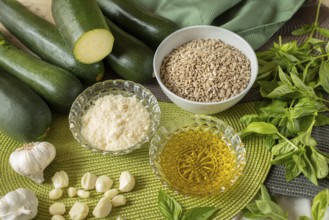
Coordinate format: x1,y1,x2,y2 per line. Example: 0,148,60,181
9,142,56,184
0,188,38,220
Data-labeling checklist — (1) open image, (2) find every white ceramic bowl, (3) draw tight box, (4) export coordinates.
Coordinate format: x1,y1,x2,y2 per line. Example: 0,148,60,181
153,25,258,114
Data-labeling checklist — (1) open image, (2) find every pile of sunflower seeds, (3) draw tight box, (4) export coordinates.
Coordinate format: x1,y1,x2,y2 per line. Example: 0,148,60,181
160,39,251,102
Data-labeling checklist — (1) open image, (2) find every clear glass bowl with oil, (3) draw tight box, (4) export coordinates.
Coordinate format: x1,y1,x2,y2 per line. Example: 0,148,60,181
149,114,246,197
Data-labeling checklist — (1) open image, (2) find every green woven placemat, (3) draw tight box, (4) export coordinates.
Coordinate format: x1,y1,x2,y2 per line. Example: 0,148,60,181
0,101,271,220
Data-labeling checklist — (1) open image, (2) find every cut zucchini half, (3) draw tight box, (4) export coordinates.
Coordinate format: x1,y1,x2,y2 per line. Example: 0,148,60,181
74,29,114,64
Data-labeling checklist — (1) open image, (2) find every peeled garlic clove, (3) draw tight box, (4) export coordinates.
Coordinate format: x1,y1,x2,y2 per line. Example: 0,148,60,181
69,202,89,220
77,189,90,199
49,202,66,215
52,215,65,220
49,188,63,200
95,175,113,193
111,194,126,207
9,142,56,184
119,171,135,192
92,197,112,218
81,172,97,190
104,189,119,199
68,187,77,198
51,171,69,188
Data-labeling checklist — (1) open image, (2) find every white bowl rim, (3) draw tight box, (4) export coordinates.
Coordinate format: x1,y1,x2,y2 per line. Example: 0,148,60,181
153,25,258,106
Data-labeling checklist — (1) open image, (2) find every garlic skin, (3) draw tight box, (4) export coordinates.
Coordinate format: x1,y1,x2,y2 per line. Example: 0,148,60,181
119,171,135,192
0,188,38,220
51,171,69,188
9,142,56,184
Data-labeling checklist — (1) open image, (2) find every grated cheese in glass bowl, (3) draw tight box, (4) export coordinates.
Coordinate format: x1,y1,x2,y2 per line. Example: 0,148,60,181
69,79,161,155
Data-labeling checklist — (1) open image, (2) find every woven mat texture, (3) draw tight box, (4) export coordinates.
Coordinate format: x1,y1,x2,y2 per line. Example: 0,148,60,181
0,102,271,220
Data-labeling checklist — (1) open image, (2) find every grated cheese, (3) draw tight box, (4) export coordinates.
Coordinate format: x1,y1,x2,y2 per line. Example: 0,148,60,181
80,94,150,151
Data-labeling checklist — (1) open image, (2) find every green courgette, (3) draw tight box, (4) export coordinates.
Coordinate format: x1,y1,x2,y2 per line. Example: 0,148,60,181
104,19,154,83
97,0,179,48
0,32,83,112
0,71,52,143
51,0,114,64
0,0,104,85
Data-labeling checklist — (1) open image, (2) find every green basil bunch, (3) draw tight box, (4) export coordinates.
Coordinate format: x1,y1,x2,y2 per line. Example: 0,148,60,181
240,0,329,185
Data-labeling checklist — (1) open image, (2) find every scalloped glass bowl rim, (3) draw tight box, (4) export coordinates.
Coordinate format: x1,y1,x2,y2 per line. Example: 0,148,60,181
69,79,161,156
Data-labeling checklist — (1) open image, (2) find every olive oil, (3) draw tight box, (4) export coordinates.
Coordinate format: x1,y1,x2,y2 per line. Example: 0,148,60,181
159,128,238,196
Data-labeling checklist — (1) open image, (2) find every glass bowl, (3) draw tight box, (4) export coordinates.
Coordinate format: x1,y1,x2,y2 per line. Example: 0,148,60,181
150,114,246,196
69,79,161,155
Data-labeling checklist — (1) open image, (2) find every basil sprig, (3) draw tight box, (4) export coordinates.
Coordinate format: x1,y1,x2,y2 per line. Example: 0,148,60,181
243,185,329,220
240,0,329,185
158,190,218,220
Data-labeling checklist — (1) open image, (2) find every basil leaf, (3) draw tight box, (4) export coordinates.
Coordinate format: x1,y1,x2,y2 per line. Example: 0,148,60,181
240,114,260,125
285,160,301,182
292,24,313,36
158,190,182,220
310,148,329,179
267,85,294,98
325,41,329,54
259,184,271,201
278,67,292,86
286,118,300,134
265,136,276,150
315,114,329,126
299,216,311,220
317,27,329,38
272,150,298,165
255,200,288,220
297,152,318,185
242,122,278,135
271,141,295,156
290,73,314,95
319,61,329,93
312,189,329,220
294,132,317,146
181,207,218,220
258,80,280,97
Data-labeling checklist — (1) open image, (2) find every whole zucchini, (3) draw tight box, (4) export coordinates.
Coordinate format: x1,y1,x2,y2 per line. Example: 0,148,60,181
0,32,83,112
104,19,154,83
0,71,52,143
97,0,179,48
51,0,114,64
0,0,104,85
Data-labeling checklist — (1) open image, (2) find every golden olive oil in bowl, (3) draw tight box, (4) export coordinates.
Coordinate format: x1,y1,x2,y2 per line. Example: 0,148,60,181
150,115,246,197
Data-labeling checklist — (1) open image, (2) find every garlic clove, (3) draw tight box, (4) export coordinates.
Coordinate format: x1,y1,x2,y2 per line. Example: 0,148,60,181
9,142,56,184
68,187,77,198
49,188,63,200
95,175,113,193
69,202,89,220
119,171,135,192
92,197,112,218
52,215,65,220
51,171,69,188
111,194,126,207
81,172,97,190
104,189,119,199
77,189,90,199
49,202,66,215
116,216,125,220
